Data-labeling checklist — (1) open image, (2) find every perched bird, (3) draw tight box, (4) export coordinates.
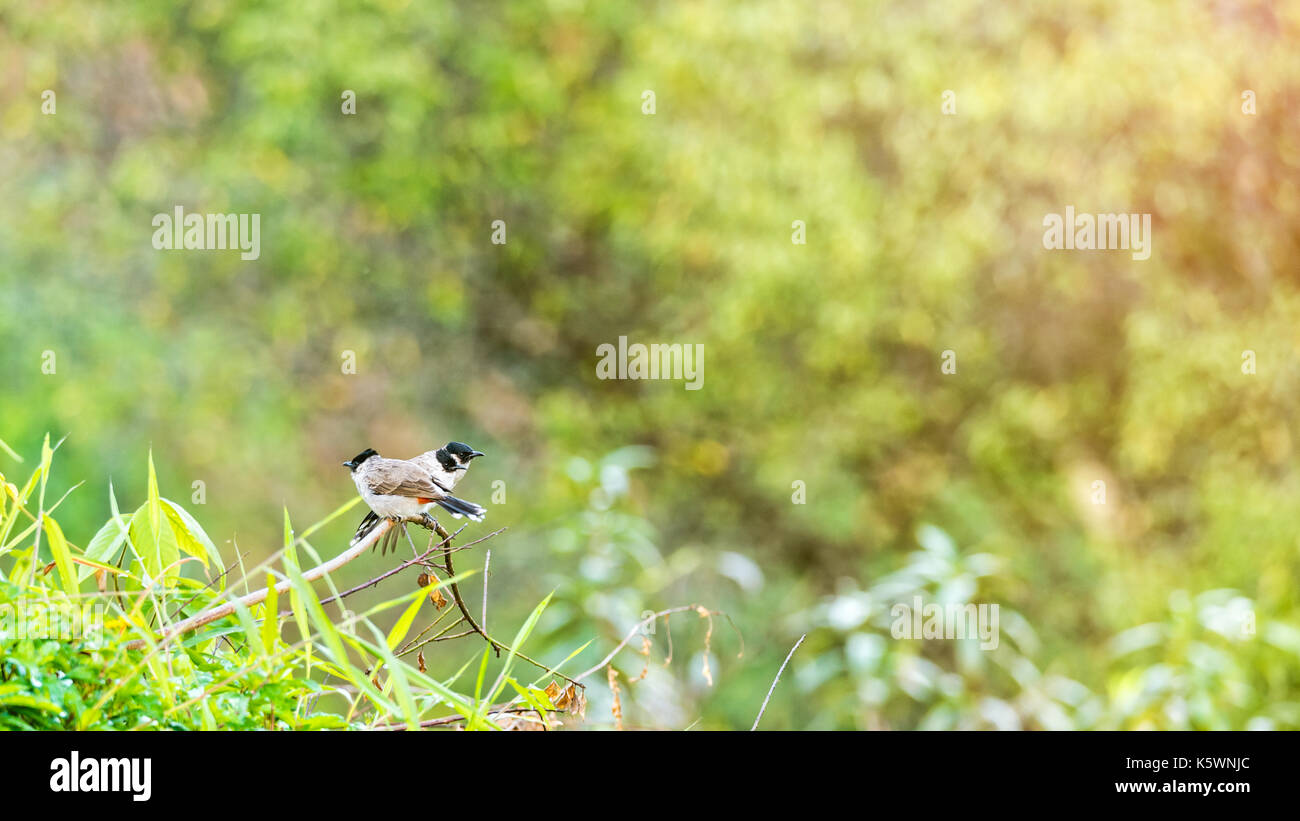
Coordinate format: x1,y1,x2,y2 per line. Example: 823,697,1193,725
348,442,486,550
343,448,486,554
411,441,485,493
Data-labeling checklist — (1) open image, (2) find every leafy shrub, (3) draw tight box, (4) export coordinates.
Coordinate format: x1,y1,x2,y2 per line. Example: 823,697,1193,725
0,437,573,730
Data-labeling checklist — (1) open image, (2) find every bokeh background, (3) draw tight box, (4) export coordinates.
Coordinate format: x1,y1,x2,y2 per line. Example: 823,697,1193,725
3,0,1300,729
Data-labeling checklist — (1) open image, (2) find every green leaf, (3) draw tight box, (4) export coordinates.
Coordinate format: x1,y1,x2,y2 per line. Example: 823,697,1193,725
161,499,218,571
79,514,130,582
0,694,61,713
507,677,556,719
386,584,434,650
282,551,396,716
261,572,280,652
146,450,162,553
339,631,479,721
281,508,311,671
528,638,593,687
0,462,42,552
230,596,266,658
487,592,552,705
43,480,84,516
129,502,180,585
473,643,492,712
367,624,418,730
42,515,78,596
33,435,55,562
0,436,22,462
337,633,403,718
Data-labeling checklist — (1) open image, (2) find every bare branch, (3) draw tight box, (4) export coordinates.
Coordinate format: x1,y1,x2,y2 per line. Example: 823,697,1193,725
313,524,493,609
123,520,499,651
123,517,399,650
166,551,246,621
751,633,806,731
481,548,491,632
369,704,560,731
574,605,706,683
431,519,581,687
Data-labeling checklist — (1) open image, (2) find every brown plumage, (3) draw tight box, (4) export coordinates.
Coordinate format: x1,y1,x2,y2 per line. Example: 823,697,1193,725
363,459,452,500
344,448,486,554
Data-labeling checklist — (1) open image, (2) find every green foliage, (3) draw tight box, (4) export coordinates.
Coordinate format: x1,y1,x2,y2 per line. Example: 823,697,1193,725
0,446,566,730
796,525,1300,729
0,580,345,730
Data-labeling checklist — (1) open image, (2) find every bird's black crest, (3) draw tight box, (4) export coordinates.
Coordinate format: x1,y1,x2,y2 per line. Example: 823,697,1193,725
444,441,476,456
345,448,378,469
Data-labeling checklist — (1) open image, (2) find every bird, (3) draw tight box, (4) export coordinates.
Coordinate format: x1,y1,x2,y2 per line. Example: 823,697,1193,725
348,442,486,550
343,448,486,554
410,441,485,493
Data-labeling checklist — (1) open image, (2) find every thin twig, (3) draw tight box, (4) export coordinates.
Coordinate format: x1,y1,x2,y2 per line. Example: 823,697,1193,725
430,629,474,642
751,633,806,731
397,619,470,658
395,605,458,655
370,705,560,731
166,552,247,621
481,549,491,632
401,524,442,571
431,520,581,687
574,605,705,683
435,520,496,654
311,524,485,610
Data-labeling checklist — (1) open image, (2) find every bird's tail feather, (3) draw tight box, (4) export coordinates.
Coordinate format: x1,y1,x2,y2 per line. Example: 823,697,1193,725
352,510,382,547
435,494,486,522
378,524,400,555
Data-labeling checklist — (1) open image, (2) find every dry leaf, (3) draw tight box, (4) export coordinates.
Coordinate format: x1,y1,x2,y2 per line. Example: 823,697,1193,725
496,710,548,731
544,681,586,720
629,636,651,682
417,572,431,587
698,606,715,686
607,667,623,731
417,651,426,673
429,587,448,609
546,681,572,710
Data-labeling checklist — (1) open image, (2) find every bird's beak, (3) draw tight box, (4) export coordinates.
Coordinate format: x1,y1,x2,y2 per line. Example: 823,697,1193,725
470,451,485,459
342,461,355,468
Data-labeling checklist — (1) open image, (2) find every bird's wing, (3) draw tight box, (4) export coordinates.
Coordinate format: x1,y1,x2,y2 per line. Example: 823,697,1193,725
408,452,438,471
365,459,447,498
